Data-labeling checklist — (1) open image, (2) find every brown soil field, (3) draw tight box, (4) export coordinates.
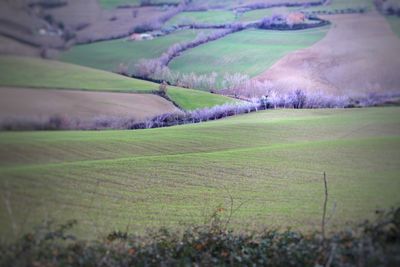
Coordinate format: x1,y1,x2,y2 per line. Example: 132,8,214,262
45,1,170,44
0,87,179,121
0,36,40,57
255,11,400,96
0,0,179,54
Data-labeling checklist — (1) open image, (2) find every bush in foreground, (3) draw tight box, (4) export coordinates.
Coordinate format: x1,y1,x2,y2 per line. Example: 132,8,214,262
1,208,399,266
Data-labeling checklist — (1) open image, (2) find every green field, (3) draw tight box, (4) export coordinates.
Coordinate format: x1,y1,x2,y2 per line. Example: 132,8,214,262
99,0,180,9
165,10,236,26
1,107,399,239
61,10,328,89
238,6,301,22
387,16,400,38
164,7,303,26
0,56,234,110
63,25,329,88
169,27,328,79
304,0,374,12
60,30,209,75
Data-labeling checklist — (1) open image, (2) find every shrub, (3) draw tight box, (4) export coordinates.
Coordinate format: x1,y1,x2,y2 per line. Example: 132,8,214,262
133,21,161,33
1,207,399,266
159,81,168,95
375,0,400,15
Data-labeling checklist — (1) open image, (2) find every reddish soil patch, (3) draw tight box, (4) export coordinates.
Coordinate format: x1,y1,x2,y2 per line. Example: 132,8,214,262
0,87,179,121
255,12,400,96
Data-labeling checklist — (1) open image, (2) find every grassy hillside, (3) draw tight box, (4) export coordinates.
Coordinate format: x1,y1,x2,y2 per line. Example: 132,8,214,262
60,30,210,74
0,56,155,92
1,107,399,239
0,56,233,110
169,27,328,78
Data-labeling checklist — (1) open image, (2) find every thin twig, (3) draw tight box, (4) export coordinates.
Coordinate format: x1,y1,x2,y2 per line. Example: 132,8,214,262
222,185,248,229
322,172,328,240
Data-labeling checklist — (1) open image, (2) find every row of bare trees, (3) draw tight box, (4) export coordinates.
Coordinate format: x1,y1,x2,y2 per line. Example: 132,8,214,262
232,0,329,12
2,90,398,131
133,26,244,79
374,0,400,15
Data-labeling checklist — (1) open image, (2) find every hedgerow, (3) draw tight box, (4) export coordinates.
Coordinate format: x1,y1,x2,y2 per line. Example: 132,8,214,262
1,90,399,131
1,207,399,266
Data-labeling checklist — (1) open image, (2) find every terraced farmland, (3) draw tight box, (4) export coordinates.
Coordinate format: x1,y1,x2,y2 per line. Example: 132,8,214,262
1,107,399,239
169,27,328,78
0,56,234,110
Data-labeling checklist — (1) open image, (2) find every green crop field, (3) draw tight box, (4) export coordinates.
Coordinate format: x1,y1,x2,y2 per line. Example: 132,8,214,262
165,10,236,26
99,0,180,9
164,8,301,25
1,107,399,239
238,6,301,22
169,27,328,79
60,30,209,75
0,56,234,110
304,0,374,12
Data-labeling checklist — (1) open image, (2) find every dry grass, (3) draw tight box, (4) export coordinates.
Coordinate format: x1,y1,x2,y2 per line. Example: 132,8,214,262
255,12,400,96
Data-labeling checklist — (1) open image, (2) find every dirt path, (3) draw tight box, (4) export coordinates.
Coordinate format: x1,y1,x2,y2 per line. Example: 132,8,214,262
255,11,400,96
0,87,179,120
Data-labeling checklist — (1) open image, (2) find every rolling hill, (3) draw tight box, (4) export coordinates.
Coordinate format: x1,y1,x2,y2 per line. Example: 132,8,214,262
255,12,400,96
0,107,399,239
169,27,328,79
0,56,234,111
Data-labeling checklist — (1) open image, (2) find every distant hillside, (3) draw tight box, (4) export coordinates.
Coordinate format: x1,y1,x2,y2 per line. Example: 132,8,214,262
0,56,235,110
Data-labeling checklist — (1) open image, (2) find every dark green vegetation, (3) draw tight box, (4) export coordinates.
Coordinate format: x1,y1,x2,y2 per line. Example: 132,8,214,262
1,108,399,239
1,205,399,266
0,56,234,110
169,27,328,77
